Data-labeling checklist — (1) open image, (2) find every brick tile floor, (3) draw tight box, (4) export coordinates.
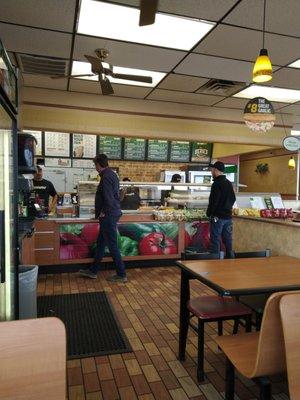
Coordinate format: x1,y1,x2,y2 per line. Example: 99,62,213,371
37,267,289,400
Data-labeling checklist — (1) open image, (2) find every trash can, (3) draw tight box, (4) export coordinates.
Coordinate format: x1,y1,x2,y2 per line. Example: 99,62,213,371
19,265,38,319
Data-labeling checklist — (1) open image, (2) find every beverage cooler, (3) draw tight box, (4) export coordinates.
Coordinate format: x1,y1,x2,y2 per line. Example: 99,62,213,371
0,40,18,320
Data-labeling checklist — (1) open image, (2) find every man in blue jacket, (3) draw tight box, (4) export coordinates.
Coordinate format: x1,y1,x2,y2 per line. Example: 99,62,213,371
79,154,127,282
206,161,236,257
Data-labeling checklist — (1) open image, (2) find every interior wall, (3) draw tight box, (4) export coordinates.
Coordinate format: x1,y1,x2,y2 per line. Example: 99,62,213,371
20,87,287,150
240,154,298,196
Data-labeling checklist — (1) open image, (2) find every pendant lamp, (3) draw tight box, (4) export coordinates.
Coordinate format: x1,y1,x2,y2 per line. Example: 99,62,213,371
253,0,272,83
288,156,296,170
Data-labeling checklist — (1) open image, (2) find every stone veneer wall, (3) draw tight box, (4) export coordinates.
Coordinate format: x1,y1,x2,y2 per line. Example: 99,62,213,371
233,217,300,258
109,160,186,181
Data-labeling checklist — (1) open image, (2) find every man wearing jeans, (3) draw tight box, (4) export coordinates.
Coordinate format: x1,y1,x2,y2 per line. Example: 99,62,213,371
79,154,127,282
206,161,236,257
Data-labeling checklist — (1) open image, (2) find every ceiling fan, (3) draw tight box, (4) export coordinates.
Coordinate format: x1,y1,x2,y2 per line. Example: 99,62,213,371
139,0,159,26
51,49,153,95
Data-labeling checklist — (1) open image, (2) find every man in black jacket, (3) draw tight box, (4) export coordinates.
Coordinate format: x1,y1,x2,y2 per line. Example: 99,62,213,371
79,154,127,282
206,161,236,257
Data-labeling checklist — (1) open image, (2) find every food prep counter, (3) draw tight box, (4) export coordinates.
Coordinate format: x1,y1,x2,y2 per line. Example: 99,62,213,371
28,213,211,266
233,215,300,259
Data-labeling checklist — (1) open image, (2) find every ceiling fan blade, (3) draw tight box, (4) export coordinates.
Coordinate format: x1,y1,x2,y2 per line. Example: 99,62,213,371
112,73,152,84
84,54,104,73
51,74,95,79
99,76,114,95
139,0,158,26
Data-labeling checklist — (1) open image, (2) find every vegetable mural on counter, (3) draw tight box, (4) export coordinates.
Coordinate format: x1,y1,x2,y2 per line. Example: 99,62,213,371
185,221,211,252
59,222,179,260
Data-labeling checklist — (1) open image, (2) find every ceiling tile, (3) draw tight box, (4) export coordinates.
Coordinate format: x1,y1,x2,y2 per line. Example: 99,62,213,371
269,68,300,90
0,0,76,32
0,23,72,58
224,0,300,37
194,24,300,67
158,74,209,92
175,53,253,83
22,73,68,90
69,79,151,98
73,35,185,72
213,97,248,109
108,0,238,21
147,89,223,106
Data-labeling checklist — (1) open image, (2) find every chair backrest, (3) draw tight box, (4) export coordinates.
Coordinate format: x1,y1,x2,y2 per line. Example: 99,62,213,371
253,290,300,377
233,249,271,259
280,293,300,400
0,317,66,400
181,251,224,260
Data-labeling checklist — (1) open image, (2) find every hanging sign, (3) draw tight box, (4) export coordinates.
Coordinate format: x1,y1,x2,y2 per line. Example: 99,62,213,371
282,136,300,152
243,97,275,132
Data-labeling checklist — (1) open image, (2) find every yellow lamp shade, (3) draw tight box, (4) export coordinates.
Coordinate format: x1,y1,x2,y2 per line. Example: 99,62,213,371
253,49,272,83
288,156,296,170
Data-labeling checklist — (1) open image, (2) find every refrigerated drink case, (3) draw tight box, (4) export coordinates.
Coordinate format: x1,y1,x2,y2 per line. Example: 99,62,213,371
0,39,18,320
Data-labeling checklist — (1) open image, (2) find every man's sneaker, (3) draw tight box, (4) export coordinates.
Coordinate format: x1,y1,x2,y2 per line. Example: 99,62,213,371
106,274,128,283
79,269,97,279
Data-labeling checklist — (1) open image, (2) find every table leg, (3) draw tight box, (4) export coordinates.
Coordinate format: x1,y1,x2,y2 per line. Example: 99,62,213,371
178,269,190,361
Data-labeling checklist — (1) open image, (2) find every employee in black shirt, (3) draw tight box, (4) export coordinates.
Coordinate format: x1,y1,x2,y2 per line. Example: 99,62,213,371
206,161,236,257
32,165,57,214
79,154,127,283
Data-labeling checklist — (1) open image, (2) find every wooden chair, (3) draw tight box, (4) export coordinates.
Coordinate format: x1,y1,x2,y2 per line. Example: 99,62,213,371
216,291,295,400
180,251,252,382
0,317,66,400
232,249,271,331
280,292,300,400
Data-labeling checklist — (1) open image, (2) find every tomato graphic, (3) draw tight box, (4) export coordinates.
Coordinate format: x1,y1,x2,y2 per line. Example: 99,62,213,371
139,232,177,255
60,232,90,260
80,223,99,246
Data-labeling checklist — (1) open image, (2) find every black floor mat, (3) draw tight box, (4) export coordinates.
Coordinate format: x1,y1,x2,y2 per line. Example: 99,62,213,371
37,292,132,359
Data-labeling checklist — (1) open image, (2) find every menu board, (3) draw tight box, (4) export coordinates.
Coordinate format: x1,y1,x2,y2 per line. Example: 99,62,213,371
191,142,212,163
72,159,95,168
99,135,122,159
45,158,71,167
170,140,190,162
73,133,96,158
124,138,146,160
23,130,42,156
45,132,70,157
147,139,168,161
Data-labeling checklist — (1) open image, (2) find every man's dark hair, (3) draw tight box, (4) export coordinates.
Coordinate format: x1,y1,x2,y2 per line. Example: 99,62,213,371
171,173,181,183
122,177,131,182
93,153,109,167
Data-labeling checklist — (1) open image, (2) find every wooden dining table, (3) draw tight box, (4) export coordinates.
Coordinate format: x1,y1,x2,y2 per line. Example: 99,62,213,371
176,256,300,360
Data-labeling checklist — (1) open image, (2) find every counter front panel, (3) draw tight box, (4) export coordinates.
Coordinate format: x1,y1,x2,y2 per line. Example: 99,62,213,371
33,216,211,266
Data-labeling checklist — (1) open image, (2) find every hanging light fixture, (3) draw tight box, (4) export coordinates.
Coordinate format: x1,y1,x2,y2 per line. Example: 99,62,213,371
288,156,296,170
252,0,272,83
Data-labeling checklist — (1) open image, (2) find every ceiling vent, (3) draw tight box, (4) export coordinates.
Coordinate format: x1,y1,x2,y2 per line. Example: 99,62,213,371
198,79,245,96
17,54,68,76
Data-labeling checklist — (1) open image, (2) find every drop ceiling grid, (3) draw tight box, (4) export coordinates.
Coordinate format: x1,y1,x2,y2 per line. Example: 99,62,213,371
0,0,300,115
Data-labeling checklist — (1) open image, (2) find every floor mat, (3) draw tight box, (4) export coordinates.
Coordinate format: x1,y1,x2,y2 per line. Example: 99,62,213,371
37,291,132,359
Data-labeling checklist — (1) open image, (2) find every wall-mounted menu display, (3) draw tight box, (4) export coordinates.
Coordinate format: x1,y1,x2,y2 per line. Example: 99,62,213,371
45,158,71,167
73,133,96,158
99,135,122,159
23,130,42,156
45,131,70,157
147,139,168,161
72,159,95,168
191,142,212,163
124,138,146,160
170,140,190,162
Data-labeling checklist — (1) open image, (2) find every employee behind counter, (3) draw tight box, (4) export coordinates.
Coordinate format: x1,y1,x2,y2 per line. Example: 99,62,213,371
120,177,141,210
32,165,58,214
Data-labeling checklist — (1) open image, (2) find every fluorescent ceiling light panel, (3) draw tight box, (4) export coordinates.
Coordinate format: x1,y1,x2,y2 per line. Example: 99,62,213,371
288,59,300,68
72,61,166,87
234,85,300,103
77,0,215,51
